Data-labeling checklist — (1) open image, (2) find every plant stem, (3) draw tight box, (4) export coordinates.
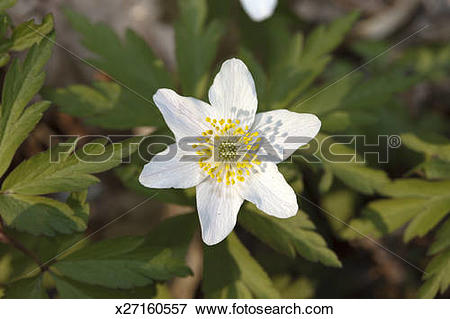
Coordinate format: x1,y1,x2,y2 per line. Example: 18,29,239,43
0,216,47,272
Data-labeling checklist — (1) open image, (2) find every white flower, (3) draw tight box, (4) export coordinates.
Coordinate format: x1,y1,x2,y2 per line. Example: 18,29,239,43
139,58,320,245
240,0,278,22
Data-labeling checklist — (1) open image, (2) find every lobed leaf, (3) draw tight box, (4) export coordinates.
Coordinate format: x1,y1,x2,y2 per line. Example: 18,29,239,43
52,9,173,129
52,214,196,289
0,193,86,236
175,0,224,98
0,34,53,177
418,249,450,298
239,206,341,267
10,13,54,51
1,137,141,195
203,233,280,298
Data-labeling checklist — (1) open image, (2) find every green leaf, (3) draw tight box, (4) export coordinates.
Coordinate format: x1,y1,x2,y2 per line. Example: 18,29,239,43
343,179,450,242
1,137,141,195
0,193,86,235
52,274,156,299
273,275,315,299
0,34,53,177
291,75,358,115
301,11,360,65
52,214,196,289
203,233,280,298
4,275,47,298
11,13,54,51
322,189,356,233
318,166,334,194
429,218,450,255
378,179,450,198
327,163,390,196
0,0,16,11
340,198,426,240
0,52,10,67
239,206,341,267
43,82,163,130
313,134,390,195
66,190,90,224
418,249,450,298
58,9,173,128
404,196,450,242
175,0,224,97
341,69,422,111
422,158,450,179
401,133,450,162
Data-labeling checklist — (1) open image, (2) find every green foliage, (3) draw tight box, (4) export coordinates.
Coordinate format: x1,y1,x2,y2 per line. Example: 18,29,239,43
250,12,359,109
203,233,280,298
51,275,156,299
418,249,450,298
0,34,53,177
175,0,224,98
11,14,54,51
43,9,174,129
0,194,86,236
2,136,141,195
311,134,391,195
52,214,195,289
4,275,47,298
0,5,53,67
239,206,341,267
0,136,140,235
1,0,448,300
301,11,360,65
429,219,450,255
342,179,450,241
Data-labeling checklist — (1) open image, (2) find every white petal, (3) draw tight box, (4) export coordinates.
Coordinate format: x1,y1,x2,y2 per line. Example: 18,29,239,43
208,58,257,128
153,88,216,140
252,109,321,163
240,0,278,22
196,179,244,245
239,162,298,218
139,144,206,189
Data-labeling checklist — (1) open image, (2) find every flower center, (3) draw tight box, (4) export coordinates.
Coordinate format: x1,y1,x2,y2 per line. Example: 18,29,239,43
193,117,262,185
218,141,238,161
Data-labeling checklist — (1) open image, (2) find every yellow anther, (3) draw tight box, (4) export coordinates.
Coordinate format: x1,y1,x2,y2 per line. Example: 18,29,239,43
235,119,240,124
219,119,225,125
206,117,211,122
227,119,232,124
237,176,245,182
